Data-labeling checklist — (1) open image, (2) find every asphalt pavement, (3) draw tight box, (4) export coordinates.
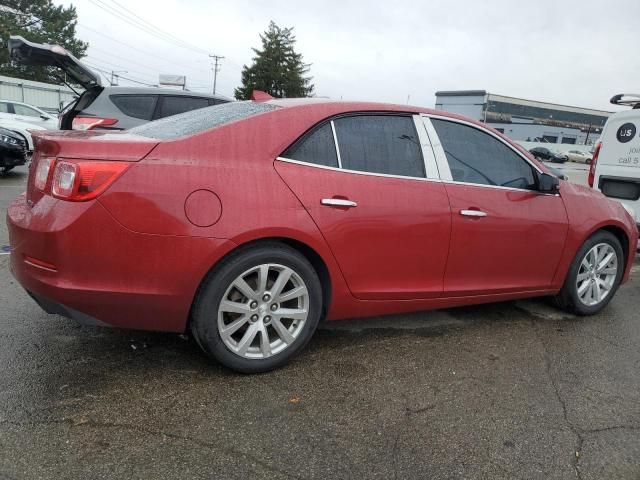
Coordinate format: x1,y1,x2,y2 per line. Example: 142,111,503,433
1,163,639,480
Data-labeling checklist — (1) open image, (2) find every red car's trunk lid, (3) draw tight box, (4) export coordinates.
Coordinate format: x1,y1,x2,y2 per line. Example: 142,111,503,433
27,130,159,205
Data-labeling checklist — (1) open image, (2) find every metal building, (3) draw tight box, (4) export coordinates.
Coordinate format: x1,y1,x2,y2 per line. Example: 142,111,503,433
435,90,611,145
0,75,78,113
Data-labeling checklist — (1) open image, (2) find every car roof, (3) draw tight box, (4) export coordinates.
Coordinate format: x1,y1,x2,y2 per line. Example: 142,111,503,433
261,97,488,125
101,86,232,102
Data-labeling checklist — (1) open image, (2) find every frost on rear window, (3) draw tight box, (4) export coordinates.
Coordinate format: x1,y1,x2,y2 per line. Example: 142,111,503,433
129,101,277,140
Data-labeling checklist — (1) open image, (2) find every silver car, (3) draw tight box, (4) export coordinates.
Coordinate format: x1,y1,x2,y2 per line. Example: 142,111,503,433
8,36,232,131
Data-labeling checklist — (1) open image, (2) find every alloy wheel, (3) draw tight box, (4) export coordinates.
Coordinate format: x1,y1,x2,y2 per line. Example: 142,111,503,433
217,263,309,359
576,243,618,307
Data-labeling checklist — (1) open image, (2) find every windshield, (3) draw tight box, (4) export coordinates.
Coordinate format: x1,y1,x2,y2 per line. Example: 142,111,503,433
129,101,278,140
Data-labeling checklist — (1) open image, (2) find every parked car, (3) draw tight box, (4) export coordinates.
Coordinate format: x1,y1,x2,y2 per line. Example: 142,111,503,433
0,117,48,153
564,149,592,164
8,36,232,130
0,100,58,130
7,99,637,373
529,146,568,163
590,93,640,230
0,127,27,173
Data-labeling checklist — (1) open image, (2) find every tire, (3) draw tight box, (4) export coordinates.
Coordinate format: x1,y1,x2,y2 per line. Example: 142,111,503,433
1,166,14,174
555,231,624,315
191,242,323,373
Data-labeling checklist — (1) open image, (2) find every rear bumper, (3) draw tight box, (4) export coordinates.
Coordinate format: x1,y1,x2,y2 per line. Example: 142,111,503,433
28,291,109,327
7,193,235,332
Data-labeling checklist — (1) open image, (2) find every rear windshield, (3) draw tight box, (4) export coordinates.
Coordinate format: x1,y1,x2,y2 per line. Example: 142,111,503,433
129,101,277,140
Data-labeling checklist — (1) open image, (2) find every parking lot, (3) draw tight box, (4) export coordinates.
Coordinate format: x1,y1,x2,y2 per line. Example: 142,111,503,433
1,163,639,480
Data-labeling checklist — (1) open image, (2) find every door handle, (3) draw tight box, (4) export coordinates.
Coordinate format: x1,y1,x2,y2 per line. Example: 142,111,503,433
460,209,487,217
321,198,358,208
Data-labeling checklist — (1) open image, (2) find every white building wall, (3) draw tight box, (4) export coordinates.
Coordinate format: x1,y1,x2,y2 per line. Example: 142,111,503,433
435,93,485,120
0,75,78,111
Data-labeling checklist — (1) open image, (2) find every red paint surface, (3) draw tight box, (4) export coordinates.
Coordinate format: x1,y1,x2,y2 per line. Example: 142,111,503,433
6,100,638,332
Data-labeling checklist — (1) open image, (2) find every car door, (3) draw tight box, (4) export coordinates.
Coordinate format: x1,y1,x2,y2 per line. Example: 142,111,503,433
275,114,451,300
424,115,569,296
11,103,49,128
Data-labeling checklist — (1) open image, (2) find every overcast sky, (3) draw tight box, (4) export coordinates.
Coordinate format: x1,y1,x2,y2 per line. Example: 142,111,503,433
59,0,639,111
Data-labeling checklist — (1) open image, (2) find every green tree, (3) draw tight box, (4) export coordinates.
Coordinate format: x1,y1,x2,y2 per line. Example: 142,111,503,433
0,0,88,84
235,21,313,100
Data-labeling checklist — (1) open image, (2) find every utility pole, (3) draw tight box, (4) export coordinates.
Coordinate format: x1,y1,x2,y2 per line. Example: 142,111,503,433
110,70,127,86
209,54,225,95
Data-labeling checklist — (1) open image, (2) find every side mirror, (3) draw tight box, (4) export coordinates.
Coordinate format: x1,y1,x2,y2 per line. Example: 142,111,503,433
538,172,560,193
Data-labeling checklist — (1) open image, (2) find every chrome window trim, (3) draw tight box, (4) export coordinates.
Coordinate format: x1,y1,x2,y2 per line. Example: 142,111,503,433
440,178,559,196
420,115,453,181
412,114,440,180
275,156,441,183
330,120,343,169
275,157,558,195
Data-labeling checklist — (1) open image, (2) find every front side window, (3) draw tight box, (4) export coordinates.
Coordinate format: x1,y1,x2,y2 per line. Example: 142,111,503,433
333,115,425,178
282,123,338,168
13,104,41,117
431,118,537,190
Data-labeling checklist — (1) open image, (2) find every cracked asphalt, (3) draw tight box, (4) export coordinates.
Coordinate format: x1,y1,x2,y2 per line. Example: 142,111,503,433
1,164,639,479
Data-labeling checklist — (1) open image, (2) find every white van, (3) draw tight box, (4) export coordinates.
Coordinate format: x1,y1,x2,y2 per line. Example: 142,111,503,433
590,94,640,229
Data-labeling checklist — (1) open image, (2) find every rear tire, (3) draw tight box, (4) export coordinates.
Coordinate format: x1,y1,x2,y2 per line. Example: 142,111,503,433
555,231,624,315
191,242,323,373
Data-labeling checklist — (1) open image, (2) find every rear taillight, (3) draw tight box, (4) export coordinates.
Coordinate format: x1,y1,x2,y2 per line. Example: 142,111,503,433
588,142,601,188
34,156,55,191
51,160,130,201
72,116,118,131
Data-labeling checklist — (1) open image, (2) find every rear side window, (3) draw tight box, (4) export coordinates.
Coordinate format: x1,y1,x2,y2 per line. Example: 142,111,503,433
282,123,338,168
432,118,537,189
157,96,210,119
333,115,425,178
130,101,277,140
110,95,158,120
0,102,10,113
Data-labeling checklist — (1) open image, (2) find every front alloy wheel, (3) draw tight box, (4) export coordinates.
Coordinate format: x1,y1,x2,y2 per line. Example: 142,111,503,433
556,231,624,315
575,243,618,307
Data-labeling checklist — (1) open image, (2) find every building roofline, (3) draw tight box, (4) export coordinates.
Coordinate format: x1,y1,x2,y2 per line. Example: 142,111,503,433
487,93,612,116
435,90,487,97
435,89,612,116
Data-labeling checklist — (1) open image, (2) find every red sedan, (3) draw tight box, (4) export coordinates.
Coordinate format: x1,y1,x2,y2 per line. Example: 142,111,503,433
7,98,637,372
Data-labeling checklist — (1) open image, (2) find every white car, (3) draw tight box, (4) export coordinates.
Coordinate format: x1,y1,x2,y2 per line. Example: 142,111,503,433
0,100,58,130
0,101,58,154
590,93,640,230
563,149,592,164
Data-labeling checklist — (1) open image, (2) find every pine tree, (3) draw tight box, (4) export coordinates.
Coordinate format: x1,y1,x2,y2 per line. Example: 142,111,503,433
0,0,88,84
235,21,313,100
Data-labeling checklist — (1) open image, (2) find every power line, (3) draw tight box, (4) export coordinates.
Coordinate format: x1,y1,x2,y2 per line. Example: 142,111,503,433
88,0,211,56
106,0,210,54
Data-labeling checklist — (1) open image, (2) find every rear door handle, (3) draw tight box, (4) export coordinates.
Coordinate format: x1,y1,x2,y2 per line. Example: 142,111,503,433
321,198,358,208
460,209,487,218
